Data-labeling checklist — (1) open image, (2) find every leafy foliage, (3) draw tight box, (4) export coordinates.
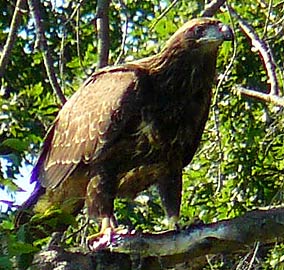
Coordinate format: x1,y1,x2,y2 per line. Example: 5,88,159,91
1,0,284,269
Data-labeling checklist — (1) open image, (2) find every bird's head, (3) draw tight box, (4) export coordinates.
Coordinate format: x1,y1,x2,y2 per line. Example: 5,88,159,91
167,17,233,52
131,17,233,75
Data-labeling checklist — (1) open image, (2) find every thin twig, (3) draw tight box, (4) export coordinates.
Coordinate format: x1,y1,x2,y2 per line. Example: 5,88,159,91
247,242,260,270
273,0,284,8
64,0,85,25
96,0,111,69
266,16,284,41
28,0,66,104
201,0,227,17
228,5,279,96
59,0,87,87
262,0,273,38
211,5,237,194
76,8,85,72
149,0,179,31
233,85,284,107
115,10,129,65
62,218,89,243
59,28,66,91
0,0,26,78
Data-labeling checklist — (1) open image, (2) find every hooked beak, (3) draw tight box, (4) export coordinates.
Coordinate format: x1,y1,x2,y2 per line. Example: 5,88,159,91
219,24,234,41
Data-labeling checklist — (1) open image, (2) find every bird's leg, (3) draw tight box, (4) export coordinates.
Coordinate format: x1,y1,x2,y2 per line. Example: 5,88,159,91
158,170,203,231
86,170,128,250
85,169,115,249
157,171,182,231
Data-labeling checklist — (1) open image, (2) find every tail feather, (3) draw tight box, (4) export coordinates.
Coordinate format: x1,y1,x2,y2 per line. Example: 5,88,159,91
16,137,47,227
15,182,45,227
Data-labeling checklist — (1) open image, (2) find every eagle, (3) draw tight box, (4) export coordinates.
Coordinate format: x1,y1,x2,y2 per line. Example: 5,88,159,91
16,17,233,249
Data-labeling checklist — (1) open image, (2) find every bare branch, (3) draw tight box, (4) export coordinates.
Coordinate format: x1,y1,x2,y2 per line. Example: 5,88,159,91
0,0,26,78
31,207,284,270
228,5,279,96
112,207,284,258
96,0,111,69
28,0,66,104
201,0,227,17
233,85,284,106
262,0,273,38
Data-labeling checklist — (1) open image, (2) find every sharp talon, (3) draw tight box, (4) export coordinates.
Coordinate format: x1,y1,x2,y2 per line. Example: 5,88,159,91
87,227,110,250
87,225,131,251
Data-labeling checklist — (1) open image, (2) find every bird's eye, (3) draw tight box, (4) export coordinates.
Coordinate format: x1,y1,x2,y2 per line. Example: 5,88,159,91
185,25,205,40
193,25,204,38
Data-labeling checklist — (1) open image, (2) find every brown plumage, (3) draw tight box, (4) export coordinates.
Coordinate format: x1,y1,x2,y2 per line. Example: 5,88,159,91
16,17,233,245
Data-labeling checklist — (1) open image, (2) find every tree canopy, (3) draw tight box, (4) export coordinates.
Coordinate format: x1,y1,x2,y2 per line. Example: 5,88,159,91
1,0,284,269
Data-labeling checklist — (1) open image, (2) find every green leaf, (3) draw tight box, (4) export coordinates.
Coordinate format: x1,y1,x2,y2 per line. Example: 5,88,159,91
0,177,22,192
0,138,29,153
0,256,13,270
0,220,14,230
10,241,39,255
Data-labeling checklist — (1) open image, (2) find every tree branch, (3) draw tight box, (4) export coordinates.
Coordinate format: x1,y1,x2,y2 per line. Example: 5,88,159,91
114,0,129,65
30,207,284,270
0,0,26,78
112,207,284,257
233,85,284,106
95,0,111,69
201,0,227,17
149,0,179,31
28,0,66,104
228,4,279,96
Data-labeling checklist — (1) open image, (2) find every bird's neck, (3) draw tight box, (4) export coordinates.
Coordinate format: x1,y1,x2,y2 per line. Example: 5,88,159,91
127,40,218,96
133,43,219,96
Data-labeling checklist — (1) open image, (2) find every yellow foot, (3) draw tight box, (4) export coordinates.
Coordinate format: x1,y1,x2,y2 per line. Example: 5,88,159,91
87,225,130,251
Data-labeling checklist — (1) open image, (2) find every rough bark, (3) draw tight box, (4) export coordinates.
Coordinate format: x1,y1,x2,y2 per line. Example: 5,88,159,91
95,0,110,69
28,0,66,104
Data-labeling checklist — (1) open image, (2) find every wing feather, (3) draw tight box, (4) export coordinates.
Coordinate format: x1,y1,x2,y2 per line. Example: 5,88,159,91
34,68,142,189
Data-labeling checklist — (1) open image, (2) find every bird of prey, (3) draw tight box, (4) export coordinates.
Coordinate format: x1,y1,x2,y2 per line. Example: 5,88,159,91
16,17,233,249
